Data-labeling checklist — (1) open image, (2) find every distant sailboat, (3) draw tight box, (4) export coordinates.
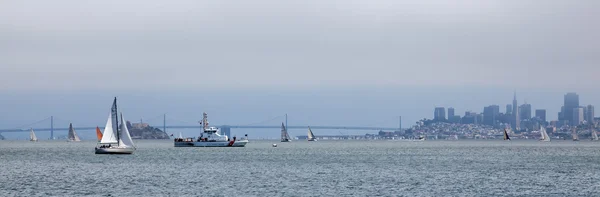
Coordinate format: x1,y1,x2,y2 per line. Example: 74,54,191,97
178,132,183,139
281,122,291,142
30,128,38,142
572,128,579,141
540,126,551,142
307,126,317,141
67,123,81,142
96,126,103,142
591,124,598,141
95,97,136,154
503,129,511,141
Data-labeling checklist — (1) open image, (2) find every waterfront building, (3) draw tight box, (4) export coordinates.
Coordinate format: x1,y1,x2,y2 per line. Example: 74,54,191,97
434,107,446,121
519,103,532,120
562,92,580,125
449,115,461,123
448,108,455,119
586,105,595,124
506,104,512,115
483,105,500,126
535,109,547,122
573,107,584,126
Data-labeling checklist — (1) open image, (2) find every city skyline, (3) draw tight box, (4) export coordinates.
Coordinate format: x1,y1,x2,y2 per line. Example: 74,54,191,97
432,92,596,129
1,88,599,130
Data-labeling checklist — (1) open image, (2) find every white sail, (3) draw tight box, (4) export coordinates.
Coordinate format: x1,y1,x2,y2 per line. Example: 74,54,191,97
178,132,183,139
593,129,599,141
68,123,81,142
307,127,316,141
540,127,550,142
100,112,118,144
30,128,38,141
118,114,135,147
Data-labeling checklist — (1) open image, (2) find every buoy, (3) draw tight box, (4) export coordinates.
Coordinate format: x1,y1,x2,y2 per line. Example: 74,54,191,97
272,144,277,147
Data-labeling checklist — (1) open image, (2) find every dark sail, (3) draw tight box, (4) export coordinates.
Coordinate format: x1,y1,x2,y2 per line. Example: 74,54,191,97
504,129,510,140
111,97,120,143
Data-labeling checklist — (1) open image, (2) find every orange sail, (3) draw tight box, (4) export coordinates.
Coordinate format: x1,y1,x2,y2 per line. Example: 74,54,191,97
96,126,103,141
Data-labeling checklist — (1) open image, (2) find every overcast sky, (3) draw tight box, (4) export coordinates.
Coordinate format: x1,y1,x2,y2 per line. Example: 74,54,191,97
1,0,599,138
2,0,599,90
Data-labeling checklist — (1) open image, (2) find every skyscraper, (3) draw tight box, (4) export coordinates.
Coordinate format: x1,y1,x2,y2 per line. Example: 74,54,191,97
519,103,532,120
586,105,595,124
506,104,512,115
535,109,547,122
573,107,584,125
562,92,580,125
512,92,520,130
483,105,500,126
448,108,455,119
434,107,446,121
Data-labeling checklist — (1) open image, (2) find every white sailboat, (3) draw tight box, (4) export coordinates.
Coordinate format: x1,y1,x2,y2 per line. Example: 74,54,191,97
307,126,317,141
95,97,136,154
67,123,81,142
572,128,579,141
30,128,38,142
540,126,551,142
281,122,291,142
178,132,183,139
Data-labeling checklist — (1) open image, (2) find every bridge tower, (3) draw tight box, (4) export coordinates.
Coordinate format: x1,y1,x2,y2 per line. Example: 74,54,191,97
50,116,54,140
399,116,402,131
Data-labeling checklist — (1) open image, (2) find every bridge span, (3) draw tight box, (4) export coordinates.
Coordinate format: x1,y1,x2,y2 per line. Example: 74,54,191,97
0,125,399,133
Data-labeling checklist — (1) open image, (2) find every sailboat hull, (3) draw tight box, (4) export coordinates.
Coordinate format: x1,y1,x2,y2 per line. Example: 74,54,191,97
281,139,291,142
95,147,135,154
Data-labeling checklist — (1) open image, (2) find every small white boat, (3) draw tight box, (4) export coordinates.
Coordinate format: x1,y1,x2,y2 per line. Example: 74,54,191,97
95,97,136,154
307,126,317,141
281,122,291,142
67,123,81,142
30,128,38,142
272,144,277,147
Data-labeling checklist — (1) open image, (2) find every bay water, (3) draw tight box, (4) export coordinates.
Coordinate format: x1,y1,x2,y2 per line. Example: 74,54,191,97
2,140,600,196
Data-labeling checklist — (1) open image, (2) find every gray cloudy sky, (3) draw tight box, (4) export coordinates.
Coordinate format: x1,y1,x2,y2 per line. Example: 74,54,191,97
1,0,598,90
1,1,599,139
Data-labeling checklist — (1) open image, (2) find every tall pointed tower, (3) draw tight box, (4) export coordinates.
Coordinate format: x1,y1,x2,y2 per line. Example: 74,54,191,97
512,91,520,131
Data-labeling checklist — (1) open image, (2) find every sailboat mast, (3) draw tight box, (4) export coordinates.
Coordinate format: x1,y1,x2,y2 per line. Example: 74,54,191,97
114,97,120,146
285,114,288,131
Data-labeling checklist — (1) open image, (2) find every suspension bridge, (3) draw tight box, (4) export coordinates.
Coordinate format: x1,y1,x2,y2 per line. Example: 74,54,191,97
0,114,402,139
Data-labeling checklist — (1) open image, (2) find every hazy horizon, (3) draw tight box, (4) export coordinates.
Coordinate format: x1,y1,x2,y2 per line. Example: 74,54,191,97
2,87,599,127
